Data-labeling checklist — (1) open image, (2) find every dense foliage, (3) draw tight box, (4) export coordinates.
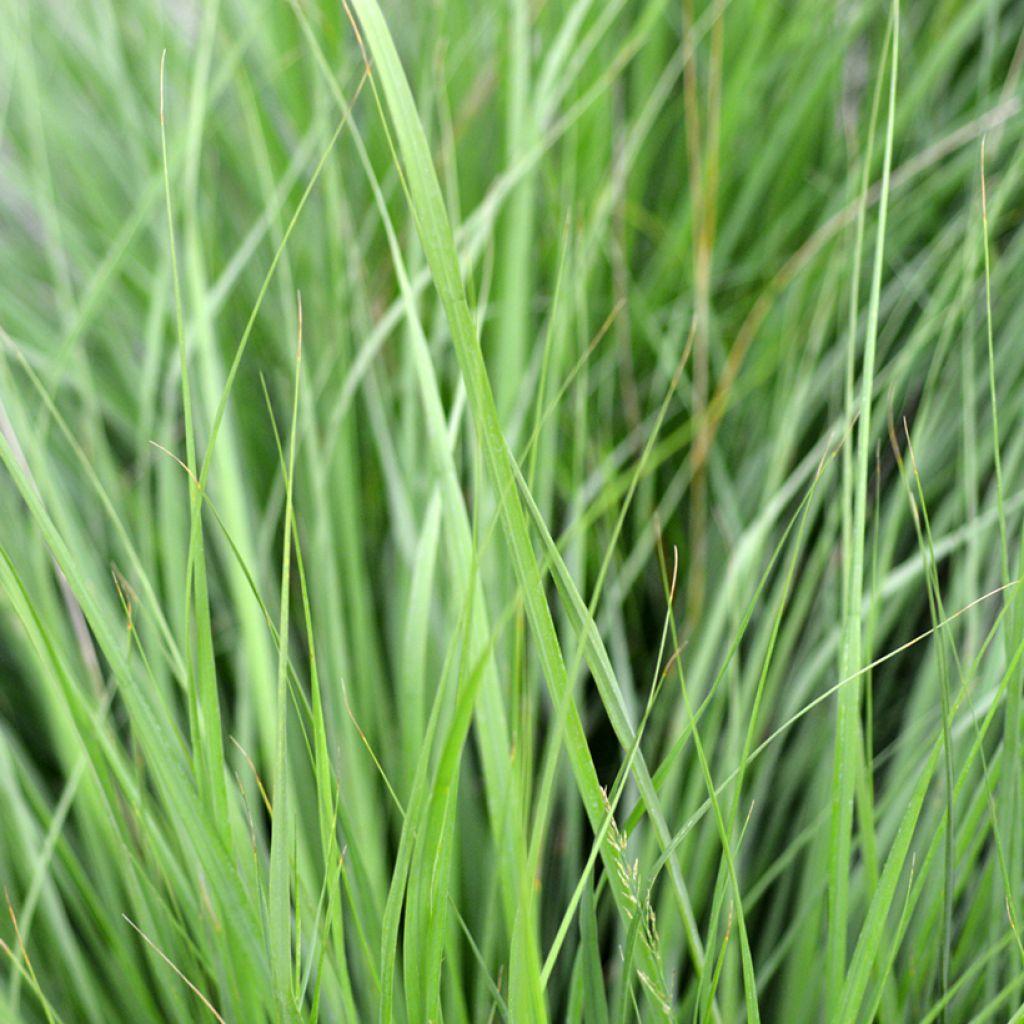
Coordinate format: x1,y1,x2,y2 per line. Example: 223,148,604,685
2,0,1024,1020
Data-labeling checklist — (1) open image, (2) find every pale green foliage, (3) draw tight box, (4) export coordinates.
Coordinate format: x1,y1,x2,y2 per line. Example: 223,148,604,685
1,0,1024,1021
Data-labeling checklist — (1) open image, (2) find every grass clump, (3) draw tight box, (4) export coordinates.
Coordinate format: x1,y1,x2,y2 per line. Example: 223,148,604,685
2,0,1024,1020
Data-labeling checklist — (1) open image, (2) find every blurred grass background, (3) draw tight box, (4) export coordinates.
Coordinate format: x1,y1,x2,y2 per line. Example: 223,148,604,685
2,0,1024,1020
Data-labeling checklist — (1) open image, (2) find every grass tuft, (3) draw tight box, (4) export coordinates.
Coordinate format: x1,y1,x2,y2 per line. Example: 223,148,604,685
3,0,1024,1020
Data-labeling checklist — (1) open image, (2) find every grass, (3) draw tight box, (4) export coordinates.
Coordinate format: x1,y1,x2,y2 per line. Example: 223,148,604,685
2,0,1024,1020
